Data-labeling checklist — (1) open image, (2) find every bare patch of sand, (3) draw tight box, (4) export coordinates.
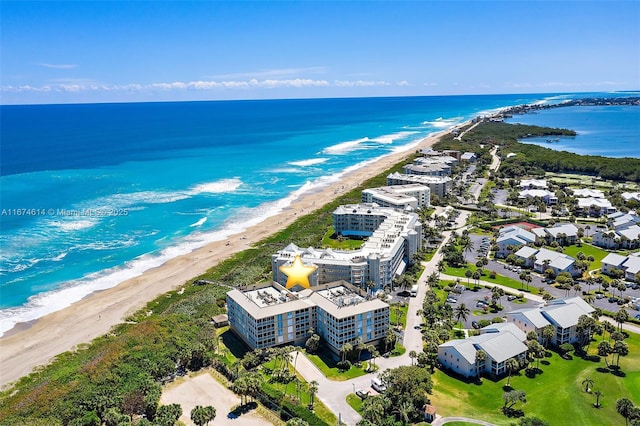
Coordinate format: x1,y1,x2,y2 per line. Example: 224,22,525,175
160,372,273,426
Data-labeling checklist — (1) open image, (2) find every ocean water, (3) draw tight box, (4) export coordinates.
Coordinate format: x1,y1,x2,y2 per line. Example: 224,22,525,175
0,92,635,335
505,101,640,157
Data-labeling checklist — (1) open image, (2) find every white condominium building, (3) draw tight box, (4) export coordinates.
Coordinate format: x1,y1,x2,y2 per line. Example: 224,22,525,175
386,172,452,198
361,184,431,210
272,204,422,289
227,281,390,355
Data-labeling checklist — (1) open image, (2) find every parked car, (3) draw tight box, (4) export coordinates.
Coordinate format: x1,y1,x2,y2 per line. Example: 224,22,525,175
635,314,640,320
472,321,480,329
446,297,457,303
608,297,618,303
356,389,369,399
507,295,517,301
596,293,605,299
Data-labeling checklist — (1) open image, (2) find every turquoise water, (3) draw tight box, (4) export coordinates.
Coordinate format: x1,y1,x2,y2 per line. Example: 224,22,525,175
0,92,636,335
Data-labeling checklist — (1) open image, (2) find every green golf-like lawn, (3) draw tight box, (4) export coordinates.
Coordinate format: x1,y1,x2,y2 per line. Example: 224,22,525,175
430,333,640,425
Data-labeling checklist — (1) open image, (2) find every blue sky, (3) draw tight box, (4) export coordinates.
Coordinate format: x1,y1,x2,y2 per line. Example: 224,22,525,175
1,1,638,104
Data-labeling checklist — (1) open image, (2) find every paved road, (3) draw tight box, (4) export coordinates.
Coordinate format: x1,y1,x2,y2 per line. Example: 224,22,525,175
433,416,499,426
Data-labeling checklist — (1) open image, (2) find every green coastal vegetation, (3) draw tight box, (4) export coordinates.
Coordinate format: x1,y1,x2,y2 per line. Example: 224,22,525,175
434,121,640,182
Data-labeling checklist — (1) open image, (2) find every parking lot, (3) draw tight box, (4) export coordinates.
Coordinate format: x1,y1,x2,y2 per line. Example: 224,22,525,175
443,286,541,329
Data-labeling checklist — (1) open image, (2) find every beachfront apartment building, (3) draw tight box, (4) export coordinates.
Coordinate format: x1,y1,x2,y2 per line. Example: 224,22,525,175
386,172,452,198
601,252,640,281
495,225,537,258
226,281,390,355
361,184,430,210
437,323,528,378
272,204,422,289
403,163,451,177
507,297,595,346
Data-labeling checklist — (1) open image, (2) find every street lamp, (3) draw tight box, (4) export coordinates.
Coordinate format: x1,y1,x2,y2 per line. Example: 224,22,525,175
352,383,356,394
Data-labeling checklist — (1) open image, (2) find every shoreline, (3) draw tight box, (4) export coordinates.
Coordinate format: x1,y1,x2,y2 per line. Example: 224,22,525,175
0,127,454,389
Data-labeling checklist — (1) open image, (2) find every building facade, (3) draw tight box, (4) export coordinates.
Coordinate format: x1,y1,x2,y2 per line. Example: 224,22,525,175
227,281,390,355
386,172,452,198
361,184,431,210
272,204,422,290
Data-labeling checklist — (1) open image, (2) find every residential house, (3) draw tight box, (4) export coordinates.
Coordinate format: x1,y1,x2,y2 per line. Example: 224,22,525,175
575,197,617,217
507,297,595,346
495,225,537,258
519,189,558,205
514,246,579,277
532,223,579,246
520,179,548,190
461,152,477,162
601,252,640,281
437,323,528,378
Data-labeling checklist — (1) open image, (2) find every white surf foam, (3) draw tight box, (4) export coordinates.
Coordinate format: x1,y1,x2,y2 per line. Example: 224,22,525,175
190,217,208,227
322,137,371,155
288,158,329,167
370,131,418,144
422,117,465,128
189,178,242,195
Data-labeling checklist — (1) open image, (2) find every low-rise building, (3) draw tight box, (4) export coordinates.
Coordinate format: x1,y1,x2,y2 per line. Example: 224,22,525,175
532,223,579,246
437,323,528,378
520,179,548,190
507,297,595,346
622,192,640,204
514,246,578,277
572,188,605,198
227,281,390,355
519,189,558,205
601,252,640,281
461,152,477,162
576,197,617,216
361,184,431,210
495,225,537,258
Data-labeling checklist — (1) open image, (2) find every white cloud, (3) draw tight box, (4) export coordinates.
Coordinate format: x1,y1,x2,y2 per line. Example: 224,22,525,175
36,63,78,69
1,77,374,94
207,67,327,80
396,81,410,87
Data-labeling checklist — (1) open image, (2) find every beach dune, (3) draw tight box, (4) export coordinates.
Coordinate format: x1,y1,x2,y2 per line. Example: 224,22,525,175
0,130,448,389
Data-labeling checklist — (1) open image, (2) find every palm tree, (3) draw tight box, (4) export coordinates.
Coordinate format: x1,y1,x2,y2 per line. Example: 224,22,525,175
454,303,470,327
505,358,520,387
594,390,603,408
409,350,417,366
437,260,446,279
616,397,635,426
397,401,413,426
542,325,555,348
341,342,353,362
582,377,594,393
465,268,473,286
308,380,319,409
475,350,487,380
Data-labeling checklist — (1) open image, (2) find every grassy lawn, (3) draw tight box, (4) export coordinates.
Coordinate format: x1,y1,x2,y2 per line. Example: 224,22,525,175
346,393,364,413
561,242,611,271
430,333,640,426
321,226,365,250
304,351,368,381
444,265,538,295
390,303,409,329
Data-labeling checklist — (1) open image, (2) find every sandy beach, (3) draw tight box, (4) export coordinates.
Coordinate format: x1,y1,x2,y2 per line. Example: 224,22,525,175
0,129,450,389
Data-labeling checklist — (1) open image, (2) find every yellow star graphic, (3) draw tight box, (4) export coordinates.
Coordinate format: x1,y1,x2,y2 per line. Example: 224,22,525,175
279,255,317,290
